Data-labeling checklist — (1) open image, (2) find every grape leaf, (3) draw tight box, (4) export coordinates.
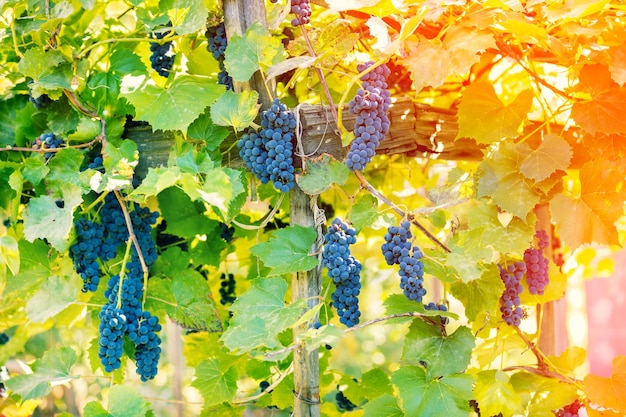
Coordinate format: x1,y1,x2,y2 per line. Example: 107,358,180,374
157,186,215,238
224,22,284,82
5,347,77,400
83,385,150,417
220,277,306,352
0,235,19,276
520,134,572,182
210,90,260,131
511,372,578,416
345,368,394,401
450,265,503,322
349,194,379,231
456,81,533,144
25,274,80,323
550,161,626,247
46,148,87,189
110,48,146,76
296,154,349,195
402,320,475,379
474,370,522,417
392,366,473,417
609,43,626,87
250,225,318,276
191,358,238,407
548,346,586,376
584,356,626,413
22,185,82,252
187,111,231,151
362,394,403,417
129,167,182,201
123,76,223,131
18,48,66,80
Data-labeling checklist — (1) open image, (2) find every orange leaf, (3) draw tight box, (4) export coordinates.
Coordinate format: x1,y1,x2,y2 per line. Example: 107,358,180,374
585,356,626,412
608,44,626,87
550,162,626,248
520,134,572,182
456,81,533,144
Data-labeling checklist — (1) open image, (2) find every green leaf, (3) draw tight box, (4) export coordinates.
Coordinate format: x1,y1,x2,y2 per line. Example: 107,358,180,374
0,235,20,276
349,194,380,231
123,75,223,131
392,366,473,417
402,320,475,379
129,167,182,201
224,22,284,82
22,186,82,252
250,225,318,276
110,48,147,76
296,154,349,195
83,385,150,417
157,187,216,238
26,274,80,322
170,270,222,332
187,112,231,151
6,347,77,400
220,277,306,352
456,81,533,144
362,394,404,417
191,358,238,407
450,265,503,322
474,370,522,417
345,368,394,402
18,48,66,80
22,156,49,185
512,372,578,417
46,148,87,189
210,90,260,131
520,134,572,182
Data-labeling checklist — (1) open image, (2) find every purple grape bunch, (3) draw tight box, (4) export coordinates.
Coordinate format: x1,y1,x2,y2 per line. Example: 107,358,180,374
524,230,550,295
499,261,526,327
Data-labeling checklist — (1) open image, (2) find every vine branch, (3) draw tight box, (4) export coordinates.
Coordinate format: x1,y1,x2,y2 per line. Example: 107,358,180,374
353,170,451,253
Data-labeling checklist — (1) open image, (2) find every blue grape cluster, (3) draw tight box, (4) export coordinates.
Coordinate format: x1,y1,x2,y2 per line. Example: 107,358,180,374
381,221,412,265
524,230,550,295
205,22,233,90
130,311,162,381
149,25,175,77
290,0,312,26
237,98,296,192
97,304,127,372
499,261,526,327
28,81,51,108
0,333,9,345
219,273,236,305
70,219,106,292
382,221,426,302
346,61,391,171
322,218,361,328
424,302,448,326
32,133,63,161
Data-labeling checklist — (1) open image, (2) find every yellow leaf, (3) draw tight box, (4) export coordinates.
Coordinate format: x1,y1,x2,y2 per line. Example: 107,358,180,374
520,134,573,182
456,81,534,144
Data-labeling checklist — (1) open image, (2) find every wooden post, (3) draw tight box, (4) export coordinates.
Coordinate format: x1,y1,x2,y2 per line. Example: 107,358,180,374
290,188,321,417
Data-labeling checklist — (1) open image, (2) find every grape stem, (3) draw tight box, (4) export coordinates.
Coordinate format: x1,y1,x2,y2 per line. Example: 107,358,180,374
502,365,582,386
113,190,150,305
116,238,134,310
514,325,547,370
353,170,451,253
0,135,102,153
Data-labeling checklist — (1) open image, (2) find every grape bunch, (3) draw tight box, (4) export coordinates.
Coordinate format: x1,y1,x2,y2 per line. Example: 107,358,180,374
554,399,582,417
32,133,63,161
205,22,234,90
70,218,106,292
290,0,312,26
322,218,361,328
97,304,127,372
219,273,237,305
0,332,9,345
345,61,391,171
149,24,175,77
524,229,550,295
237,98,296,193
28,80,51,108
382,221,426,302
130,311,162,382
498,261,526,327
335,389,357,411
220,222,235,243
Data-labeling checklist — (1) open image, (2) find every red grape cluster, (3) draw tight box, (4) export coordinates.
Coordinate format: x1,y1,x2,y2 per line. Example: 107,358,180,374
499,261,526,327
524,230,550,295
